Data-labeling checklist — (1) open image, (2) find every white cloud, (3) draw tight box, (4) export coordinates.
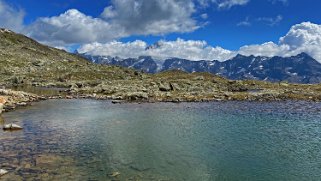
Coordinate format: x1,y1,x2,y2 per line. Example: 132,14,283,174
197,0,250,9
238,42,290,56
257,15,283,26
0,0,253,47
21,0,200,46
24,9,126,46
101,0,198,35
0,0,25,32
279,22,321,60
78,38,234,61
201,13,208,19
238,15,283,27
79,22,321,62
239,22,321,61
237,16,251,26
214,0,250,9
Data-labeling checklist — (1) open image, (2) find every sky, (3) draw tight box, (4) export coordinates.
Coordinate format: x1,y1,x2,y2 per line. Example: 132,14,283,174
1,0,321,61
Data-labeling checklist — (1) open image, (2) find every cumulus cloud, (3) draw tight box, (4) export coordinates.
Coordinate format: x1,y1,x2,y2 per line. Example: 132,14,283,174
24,9,126,46
279,22,321,60
0,0,25,32
101,0,198,35
238,42,290,56
79,22,321,62
78,38,234,61
20,0,202,46
0,0,253,47
238,22,321,61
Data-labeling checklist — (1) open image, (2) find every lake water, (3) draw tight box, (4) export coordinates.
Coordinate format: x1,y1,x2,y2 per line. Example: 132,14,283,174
1,100,321,180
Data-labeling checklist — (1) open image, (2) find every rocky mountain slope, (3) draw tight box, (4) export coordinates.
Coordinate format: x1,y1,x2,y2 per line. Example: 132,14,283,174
81,52,321,84
0,28,138,87
1,28,321,104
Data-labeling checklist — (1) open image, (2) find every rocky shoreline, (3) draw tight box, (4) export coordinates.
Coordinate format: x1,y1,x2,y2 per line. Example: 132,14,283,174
1,78,321,114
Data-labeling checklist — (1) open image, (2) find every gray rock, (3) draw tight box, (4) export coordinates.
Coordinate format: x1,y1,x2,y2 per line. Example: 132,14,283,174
159,83,172,92
126,92,148,101
3,123,23,130
112,100,122,104
170,83,180,91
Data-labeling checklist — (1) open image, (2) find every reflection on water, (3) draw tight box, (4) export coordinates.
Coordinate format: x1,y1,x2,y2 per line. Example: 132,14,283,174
1,100,321,180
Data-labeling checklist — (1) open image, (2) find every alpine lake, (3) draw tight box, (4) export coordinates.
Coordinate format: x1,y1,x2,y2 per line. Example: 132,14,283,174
1,99,321,180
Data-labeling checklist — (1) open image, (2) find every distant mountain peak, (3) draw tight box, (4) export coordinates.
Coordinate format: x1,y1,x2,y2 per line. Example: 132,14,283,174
145,41,163,50
233,54,251,59
295,52,312,58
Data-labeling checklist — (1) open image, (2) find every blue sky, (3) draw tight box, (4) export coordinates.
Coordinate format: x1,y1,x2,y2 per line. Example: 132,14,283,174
1,0,321,61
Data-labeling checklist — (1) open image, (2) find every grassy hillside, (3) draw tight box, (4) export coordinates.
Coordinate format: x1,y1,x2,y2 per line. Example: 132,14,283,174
0,28,139,87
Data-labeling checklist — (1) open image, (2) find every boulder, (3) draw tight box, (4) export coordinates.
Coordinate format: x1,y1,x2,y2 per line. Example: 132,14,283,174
170,83,180,91
126,92,148,101
0,169,8,176
159,83,172,92
3,123,23,130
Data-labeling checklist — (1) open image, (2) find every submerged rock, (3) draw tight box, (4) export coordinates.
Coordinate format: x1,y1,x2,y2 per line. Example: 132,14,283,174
3,123,23,130
109,171,120,177
0,169,8,176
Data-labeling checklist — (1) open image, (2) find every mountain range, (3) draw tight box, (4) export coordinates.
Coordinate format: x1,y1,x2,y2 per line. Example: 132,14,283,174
80,52,321,84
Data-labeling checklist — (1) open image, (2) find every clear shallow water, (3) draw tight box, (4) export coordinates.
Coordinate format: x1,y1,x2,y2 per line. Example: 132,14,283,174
1,100,321,180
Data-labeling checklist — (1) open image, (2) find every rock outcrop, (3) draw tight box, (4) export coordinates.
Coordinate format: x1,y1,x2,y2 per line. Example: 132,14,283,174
0,89,40,112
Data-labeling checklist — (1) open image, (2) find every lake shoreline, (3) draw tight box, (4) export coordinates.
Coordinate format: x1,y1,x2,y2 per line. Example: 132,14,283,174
1,85,321,114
